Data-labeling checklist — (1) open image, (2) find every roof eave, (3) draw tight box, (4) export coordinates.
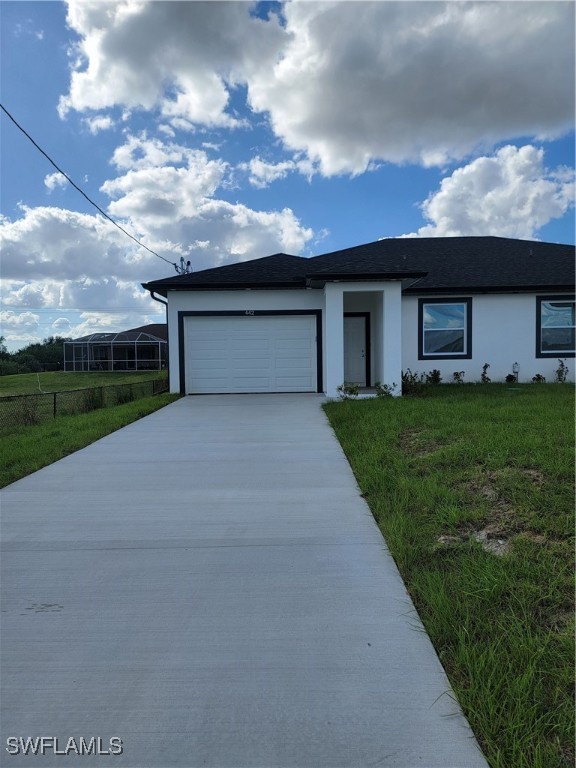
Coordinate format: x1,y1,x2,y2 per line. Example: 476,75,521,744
403,283,576,295
143,279,307,293
305,270,427,288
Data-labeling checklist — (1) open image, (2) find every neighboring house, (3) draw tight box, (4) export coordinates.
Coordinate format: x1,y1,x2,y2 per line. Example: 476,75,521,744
64,324,167,372
142,237,575,397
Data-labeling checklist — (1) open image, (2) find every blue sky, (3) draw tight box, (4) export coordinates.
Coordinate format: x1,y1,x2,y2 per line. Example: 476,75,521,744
1,0,574,351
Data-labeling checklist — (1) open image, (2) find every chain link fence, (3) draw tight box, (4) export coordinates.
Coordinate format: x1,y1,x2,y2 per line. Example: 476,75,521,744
0,378,169,432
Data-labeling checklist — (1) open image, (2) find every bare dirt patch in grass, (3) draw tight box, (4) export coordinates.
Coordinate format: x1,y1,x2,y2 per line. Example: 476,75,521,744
441,469,557,555
435,524,510,557
520,468,546,484
471,526,510,556
546,611,575,634
518,531,548,545
398,428,444,458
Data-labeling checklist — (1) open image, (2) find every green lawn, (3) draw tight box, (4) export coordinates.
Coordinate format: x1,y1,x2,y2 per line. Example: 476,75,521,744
324,384,574,768
0,393,180,488
0,370,168,396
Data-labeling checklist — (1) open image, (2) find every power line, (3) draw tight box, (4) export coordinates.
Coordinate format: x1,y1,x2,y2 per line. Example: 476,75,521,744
0,103,190,273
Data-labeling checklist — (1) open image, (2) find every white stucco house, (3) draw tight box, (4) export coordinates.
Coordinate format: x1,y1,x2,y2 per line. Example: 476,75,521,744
143,236,575,397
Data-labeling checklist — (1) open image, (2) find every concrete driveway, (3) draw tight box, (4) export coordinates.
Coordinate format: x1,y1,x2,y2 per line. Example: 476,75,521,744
1,395,487,767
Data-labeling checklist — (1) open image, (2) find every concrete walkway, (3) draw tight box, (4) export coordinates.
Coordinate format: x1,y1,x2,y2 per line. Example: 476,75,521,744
1,395,487,767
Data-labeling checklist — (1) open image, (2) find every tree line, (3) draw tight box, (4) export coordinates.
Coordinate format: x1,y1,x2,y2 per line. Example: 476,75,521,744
0,336,71,376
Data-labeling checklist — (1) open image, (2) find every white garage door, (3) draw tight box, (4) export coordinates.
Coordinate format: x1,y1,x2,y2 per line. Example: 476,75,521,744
184,314,317,393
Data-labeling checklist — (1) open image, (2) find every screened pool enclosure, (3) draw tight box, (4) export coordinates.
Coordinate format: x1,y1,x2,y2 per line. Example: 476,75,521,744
64,325,167,372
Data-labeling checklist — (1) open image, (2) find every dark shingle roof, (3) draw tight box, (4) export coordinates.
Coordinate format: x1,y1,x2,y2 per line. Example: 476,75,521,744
307,237,575,293
145,253,309,290
126,323,168,341
72,324,168,343
143,237,575,296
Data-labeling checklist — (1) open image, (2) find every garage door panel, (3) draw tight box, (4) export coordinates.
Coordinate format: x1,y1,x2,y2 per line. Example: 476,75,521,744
231,349,272,360
274,350,314,361
192,349,232,361
195,360,229,371
189,344,229,356
275,378,314,389
185,315,317,393
230,376,272,389
275,340,314,351
231,340,271,352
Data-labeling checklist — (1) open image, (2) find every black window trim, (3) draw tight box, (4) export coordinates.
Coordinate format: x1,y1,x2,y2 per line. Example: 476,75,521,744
418,297,472,361
536,295,576,359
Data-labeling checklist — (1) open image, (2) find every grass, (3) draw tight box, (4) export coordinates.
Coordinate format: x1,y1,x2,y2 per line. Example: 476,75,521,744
0,370,168,396
0,393,179,488
324,383,574,768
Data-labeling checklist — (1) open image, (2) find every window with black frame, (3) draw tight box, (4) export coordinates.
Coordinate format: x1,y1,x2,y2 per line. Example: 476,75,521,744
536,296,575,357
418,298,472,360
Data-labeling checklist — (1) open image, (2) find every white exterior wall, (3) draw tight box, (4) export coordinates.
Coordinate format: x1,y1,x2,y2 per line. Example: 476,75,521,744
326,282,403,396
381,285,403,392
164,287,573,394
402,293,575,383
166,289,323,392
323,284,344,397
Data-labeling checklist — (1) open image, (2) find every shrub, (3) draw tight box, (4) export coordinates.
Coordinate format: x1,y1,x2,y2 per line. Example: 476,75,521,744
336,382,360,399
480,363,491,383
554,359,568,383
532,373,546,383
115,385,135,405
13,395,40,426
0,360,20,376
505,373,517,383
425,369,442,385
81,387,104,413
374,381,397,397
14,354,41,373
401,369,426,397
452,371,465,384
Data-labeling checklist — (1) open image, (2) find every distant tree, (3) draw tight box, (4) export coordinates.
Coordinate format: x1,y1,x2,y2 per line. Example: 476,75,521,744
13,336,72,372
0,336,9,360
12,354,42,373
0,359,19,376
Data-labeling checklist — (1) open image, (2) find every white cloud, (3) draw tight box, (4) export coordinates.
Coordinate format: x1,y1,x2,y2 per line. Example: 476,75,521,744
157,124,175,138
0,129,314,352
59,0,284,128
110,133,221,173
58,2,574,175
240,155,317,188
51,317,73,333
44,172,67,191
248,2,575,174
83,115,114,134
0,206,161,282
13,19,44,40
0,311,43,349
0,310,40,333
101,135,313,261
242,157,297,188
2,134,313,286
401,145,575,239
202,141,222,152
